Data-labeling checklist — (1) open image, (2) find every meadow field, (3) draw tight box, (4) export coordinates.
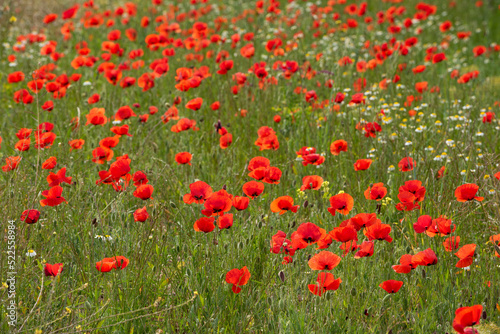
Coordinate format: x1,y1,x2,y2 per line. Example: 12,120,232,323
1,0,500,333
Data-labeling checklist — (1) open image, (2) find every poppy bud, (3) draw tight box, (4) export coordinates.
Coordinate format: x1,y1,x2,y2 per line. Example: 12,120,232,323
278,271,285,282
133,103,140,108
222,184,227,190
303,200,309,208
215,119,222,131
92,218,98,226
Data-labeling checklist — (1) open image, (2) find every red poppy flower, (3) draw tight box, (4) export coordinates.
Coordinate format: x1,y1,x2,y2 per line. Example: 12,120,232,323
354,159,372,171
364,183,387,201
13,138,29,151
350,93,365,104
62,4,79,19
395,191,420,212
308,251,341,270
300,175,323,191
354,241,374,259
69,139,85,151
211,101,220,110
302,153,325,166
2,156,22,172
96,256,129,272
34,130,56,150
413,215,432,233
248,167,267,181
175,152,192,165
426,216,455,237
364,222,392,243
328,193,354,216
44,263,63,277
217,60,234,75
16,128,32,140
217,213,233,229
100,136,120,149
220,133,233,149
111,256,129,270
171,118,198,132
132,171,148,186
92,146,114,164
329,226,358,243
291,222,324,250
254,127,279,151
7,71,25,83
111,125,133,137
225,266,250,293
296,146,316,157
270,231,294,255
133,184,154,200
185,97,203,111
242,181,264,199
86,108,107,126
412,248,438,266
270,196,299,215
232,196,249,211
42,100,54,111
134,207,149,222
183,181,213,204
347,213,380,231
308,272,342,296
392,254,418,274
109,159,131,181
202,189,233,216
47,167,72,187
379,280,403,293
263,167,281,184
248,156,270,171
399,180,426,202
330,139,348,155
114,106,136,121
42,156,57,170
95,258,111,272
21,209,40,224
455,244,476,268
443,236,461,252
415,81,428,93
40,185,67,207
452,305,482,334
398,157,415,172
194,217,215,233
455,184,483,202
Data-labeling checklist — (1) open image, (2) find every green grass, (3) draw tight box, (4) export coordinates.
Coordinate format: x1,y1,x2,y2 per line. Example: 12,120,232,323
1,0,500,333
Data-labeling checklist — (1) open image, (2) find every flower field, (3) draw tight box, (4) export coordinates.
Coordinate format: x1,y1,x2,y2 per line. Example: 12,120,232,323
1,0,500,332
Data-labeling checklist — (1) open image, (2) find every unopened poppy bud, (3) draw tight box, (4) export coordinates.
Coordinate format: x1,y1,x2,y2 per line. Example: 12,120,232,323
278,271,285,282
303,200,309,208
